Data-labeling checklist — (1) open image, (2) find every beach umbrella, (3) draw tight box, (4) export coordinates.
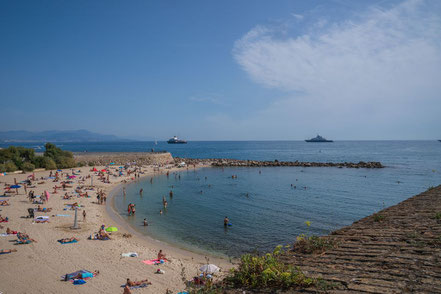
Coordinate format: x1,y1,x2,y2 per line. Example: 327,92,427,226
57,169,62,172
68,175,76,179
199,264,220,274
101,169,107,172
105,227,118,232
110,162,115,165
45,190,50,201
92,167,98,172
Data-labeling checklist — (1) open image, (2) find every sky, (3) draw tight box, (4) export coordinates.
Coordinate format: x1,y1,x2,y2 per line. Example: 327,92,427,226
1,0,440,140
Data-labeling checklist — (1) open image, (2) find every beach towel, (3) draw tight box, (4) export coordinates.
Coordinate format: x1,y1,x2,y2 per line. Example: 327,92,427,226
121,252,138,257
58,239,78,244
120,283,149,289
0,251,13,254
142,259,167,265
56,214,71,217
62,270,95,281
0,233,12,237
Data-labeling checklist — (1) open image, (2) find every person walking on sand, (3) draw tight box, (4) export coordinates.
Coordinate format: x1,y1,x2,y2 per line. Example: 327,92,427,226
128,203,132,216
83,210,86,221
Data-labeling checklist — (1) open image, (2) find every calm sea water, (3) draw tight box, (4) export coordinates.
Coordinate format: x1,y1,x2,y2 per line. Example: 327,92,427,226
3,141,441,257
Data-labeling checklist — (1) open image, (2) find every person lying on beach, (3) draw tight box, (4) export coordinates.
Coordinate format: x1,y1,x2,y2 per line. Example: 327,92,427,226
0,249,17,254
59,237,79,243
63,193,72,199
6,228,17,234
98,230,111,240
37,205,52,212
0,200,9,206
17,233,37,243
70,270,100,280
0,215,9,222
126,278,152,287
157,250,166,260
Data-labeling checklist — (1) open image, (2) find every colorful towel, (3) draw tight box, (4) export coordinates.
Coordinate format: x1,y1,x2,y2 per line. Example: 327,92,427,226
61,270,95,281
142,259,167,265
56,214,71,217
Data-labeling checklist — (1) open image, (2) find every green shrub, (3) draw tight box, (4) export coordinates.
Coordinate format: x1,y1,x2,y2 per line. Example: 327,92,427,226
42,157,57,170
373,214,385,222
225,245,314,289
0,163,5,172
434,212,441,220
56,156,76,169
21,162,35,171
293,235,335,254
5,162,17,172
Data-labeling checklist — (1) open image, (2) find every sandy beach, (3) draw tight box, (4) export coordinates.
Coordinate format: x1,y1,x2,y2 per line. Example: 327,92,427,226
0,163,232,294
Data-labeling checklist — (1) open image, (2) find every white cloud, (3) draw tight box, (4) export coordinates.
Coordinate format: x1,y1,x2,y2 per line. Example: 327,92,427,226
291,13,304,21
232,0,441,139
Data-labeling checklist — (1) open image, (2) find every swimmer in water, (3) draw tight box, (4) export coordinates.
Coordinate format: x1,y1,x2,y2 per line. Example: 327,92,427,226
143,218,148,226
224,216,229,227
159,210,163,215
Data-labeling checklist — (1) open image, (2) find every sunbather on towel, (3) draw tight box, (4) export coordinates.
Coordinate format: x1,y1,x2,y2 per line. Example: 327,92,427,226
126,278,152,287
157,249,166,260
59,237,79,243
0,200,9,206
71,270,99,279
0,215,8,222
98,230,111,240
37,205,52,212
0,249,17,254
6,228,17,234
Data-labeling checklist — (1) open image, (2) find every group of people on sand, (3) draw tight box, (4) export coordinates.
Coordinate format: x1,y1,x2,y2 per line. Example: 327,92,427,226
127,203,136,215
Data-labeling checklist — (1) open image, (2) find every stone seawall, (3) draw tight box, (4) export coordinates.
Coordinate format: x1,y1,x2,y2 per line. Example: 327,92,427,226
74,152,174,166
174,157,384,169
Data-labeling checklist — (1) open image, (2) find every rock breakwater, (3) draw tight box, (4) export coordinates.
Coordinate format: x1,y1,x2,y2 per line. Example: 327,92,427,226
174,157,384,169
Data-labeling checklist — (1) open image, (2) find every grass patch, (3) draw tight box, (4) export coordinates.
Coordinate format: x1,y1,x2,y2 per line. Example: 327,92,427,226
225,245,315,289
434,212,441,220
293,234,335,254
373,214,385,222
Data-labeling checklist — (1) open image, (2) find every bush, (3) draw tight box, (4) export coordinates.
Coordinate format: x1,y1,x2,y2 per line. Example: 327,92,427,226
56,156,76,169
293,235,335,254
373,214,385,222
21,162,35,172
0,163,5,172
225,245,314,289
42,157,57,170
5,162,17,172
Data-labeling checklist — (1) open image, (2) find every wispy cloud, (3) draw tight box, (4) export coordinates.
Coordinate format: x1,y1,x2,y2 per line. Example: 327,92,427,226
231,0,441,139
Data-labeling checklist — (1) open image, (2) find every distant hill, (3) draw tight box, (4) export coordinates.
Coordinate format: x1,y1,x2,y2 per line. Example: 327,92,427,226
0,130,127,142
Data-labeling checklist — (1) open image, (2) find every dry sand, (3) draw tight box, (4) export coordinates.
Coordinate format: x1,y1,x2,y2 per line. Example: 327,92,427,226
0,164,232,293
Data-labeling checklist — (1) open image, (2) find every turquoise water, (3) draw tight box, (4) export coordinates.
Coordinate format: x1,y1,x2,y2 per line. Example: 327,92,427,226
111,141,441,257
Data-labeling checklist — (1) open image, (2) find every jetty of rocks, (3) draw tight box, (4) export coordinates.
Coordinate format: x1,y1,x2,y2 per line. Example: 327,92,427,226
174,157,384,169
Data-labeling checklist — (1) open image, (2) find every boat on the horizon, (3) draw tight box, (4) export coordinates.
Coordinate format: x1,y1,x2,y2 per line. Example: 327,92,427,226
167,136,187,144
305,135,333,143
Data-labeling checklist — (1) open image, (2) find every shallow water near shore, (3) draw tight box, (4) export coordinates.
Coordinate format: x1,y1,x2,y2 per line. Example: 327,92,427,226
114,159,440,257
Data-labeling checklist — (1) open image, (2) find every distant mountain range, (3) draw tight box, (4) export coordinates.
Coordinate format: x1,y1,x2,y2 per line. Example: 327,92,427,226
0,130,128,143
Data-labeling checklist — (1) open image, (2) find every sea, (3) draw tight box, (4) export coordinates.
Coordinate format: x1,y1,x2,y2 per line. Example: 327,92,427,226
2,140,441,257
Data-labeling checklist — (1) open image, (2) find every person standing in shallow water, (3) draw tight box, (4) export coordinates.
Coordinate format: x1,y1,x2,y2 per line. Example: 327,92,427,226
169,190,173,198
224,216,229,227
139,188,143,196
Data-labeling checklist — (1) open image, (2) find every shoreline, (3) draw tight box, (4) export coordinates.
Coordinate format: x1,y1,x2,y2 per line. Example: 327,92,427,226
0,163,232,294
105,168,231,260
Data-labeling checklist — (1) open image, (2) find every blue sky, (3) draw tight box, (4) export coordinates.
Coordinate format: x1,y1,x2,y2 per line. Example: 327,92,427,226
1,0,440,140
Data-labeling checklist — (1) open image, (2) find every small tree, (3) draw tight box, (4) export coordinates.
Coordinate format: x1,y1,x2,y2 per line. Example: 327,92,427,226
42,157,57,170
5,162,17,172
21,162,35,172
